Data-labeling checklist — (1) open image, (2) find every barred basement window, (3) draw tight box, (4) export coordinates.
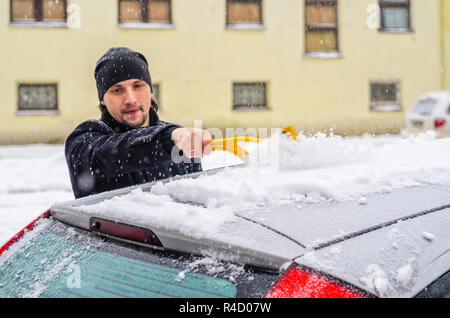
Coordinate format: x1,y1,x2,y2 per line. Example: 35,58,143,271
379,0,411,31
370,81,402,112
18,84,58,113
227,0,262,26
119,0,171,24
305,0,339,54
233,83,267,110
10,0,66,23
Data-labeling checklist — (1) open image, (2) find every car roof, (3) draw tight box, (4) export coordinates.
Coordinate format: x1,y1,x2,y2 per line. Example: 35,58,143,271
416,90,450,102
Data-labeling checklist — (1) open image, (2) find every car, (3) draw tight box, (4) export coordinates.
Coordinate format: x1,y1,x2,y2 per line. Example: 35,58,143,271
0,165,449,298
405,91,450,137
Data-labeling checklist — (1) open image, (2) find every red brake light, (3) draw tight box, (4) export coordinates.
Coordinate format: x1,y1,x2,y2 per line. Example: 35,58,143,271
90,217,163,247
434,118,446,128
264,263,368,298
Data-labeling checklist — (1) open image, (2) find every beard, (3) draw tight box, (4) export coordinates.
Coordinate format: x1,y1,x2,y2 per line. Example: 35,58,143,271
122,106,148,128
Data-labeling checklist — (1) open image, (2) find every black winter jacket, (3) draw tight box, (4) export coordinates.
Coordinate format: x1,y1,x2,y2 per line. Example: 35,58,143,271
65,108,202,198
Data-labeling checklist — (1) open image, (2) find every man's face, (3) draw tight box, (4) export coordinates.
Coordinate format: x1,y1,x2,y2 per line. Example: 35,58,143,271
101,79,152,128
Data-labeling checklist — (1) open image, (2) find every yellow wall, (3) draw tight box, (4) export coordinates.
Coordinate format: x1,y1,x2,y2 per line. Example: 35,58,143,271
442,0,450,90
0,0,443,144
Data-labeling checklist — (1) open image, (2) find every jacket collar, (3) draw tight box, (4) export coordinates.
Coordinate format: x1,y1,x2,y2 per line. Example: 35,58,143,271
100,107,160,133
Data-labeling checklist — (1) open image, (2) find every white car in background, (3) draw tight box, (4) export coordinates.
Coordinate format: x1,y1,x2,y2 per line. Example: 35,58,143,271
405,91,450,137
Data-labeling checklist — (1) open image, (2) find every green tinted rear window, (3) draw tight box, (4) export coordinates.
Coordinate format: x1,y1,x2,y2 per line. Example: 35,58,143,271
0,230,237,298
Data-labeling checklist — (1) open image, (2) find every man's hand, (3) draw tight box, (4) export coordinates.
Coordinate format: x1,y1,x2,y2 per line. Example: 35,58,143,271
171,127,212,158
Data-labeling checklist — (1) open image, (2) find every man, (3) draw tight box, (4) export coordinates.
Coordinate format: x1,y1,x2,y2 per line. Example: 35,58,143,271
66,47,211,198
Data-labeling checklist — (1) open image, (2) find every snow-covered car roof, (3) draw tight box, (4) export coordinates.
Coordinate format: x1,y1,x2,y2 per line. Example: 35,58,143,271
415,90,450,102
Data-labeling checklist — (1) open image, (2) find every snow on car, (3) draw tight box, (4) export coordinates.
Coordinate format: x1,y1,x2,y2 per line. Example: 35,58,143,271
0,132,450,298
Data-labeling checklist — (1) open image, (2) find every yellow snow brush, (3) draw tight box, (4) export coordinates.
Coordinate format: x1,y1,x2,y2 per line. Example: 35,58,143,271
210,126,299,161
209,136,261,161
281,125,299,141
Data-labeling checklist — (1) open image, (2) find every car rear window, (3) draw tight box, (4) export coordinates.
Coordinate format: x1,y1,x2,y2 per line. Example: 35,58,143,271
0,220,277,298
410,98,438,115
0,232,234,298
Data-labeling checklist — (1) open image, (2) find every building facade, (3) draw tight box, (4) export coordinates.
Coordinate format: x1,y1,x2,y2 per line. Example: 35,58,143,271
442,0,450,90
0,0,444,144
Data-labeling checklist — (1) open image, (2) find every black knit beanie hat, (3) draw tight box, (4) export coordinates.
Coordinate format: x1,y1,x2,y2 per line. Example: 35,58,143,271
94,47,153,102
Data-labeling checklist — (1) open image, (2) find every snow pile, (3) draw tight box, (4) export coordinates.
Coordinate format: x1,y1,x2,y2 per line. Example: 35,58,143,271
0,144,73,247
422,232,435,242
80,188,236,238
395,258,417,289
175,256,247,284
359,258,418,297
359,264,391,297
151,130,450,207
252,132,376,170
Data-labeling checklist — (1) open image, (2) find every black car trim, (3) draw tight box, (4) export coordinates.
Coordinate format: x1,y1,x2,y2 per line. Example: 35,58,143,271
415,269,450,298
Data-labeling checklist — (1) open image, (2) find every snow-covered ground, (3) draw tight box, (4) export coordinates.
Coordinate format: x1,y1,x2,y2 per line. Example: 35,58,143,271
1,131,450,247
0,144,73,246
